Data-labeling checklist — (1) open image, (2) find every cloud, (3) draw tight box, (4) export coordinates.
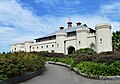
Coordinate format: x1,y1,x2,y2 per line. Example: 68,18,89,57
0,0,46,52
99,2,120,21
0,0,45,33
100,2,120,14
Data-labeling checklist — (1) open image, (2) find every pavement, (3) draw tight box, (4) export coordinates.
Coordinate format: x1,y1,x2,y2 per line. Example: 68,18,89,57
20,64,120,84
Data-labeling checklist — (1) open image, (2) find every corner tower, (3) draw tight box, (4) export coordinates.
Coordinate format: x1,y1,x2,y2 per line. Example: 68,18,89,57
95,23,112,53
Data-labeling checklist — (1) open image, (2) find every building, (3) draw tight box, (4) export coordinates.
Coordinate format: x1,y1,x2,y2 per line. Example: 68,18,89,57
11,20,112,54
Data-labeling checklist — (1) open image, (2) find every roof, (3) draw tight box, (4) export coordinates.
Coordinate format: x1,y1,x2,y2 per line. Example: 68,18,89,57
35,24,88,40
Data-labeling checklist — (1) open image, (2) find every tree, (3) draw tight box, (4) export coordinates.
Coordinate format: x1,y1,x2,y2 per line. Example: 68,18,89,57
112,31,120,51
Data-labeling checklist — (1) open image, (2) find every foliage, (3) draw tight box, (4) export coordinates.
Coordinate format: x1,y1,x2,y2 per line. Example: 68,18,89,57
75,55,92,63
112,31,120,51
72,48,96,56
76,61,120,76
39,51,66,57
44,50,120,76
0,52,45,80
92,51,120,64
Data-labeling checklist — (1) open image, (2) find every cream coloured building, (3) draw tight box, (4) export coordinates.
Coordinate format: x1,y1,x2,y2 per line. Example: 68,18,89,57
11,21,112,54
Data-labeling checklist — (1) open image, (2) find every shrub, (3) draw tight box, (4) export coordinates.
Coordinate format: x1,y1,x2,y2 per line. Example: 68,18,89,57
92,51,120,64
72,48,96,57
75,55,92,63
39,51,66,57
76,61,120,76
0,52,45,80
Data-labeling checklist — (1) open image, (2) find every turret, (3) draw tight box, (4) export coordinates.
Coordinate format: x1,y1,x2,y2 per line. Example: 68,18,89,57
95,23,112,53
76,26,90,49
56,31,67,54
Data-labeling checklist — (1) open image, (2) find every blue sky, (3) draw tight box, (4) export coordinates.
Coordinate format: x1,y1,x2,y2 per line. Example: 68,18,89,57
0,0,120,52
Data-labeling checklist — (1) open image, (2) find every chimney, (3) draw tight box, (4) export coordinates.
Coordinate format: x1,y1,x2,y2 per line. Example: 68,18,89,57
83,24,87,27
67,19,72,28
76,22,81,26
59,26,64,30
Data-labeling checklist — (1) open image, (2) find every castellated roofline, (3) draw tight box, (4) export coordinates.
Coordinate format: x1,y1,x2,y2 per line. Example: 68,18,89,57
95,23,112,30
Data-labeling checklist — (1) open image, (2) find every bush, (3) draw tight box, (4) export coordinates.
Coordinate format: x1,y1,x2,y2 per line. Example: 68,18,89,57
72,48,96,57
75,55,92,63
92,51,120,64
39,51,66,57
76,61,120,76
0,52,45,80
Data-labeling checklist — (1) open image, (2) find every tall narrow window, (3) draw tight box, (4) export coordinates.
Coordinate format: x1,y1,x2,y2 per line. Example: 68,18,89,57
79,41,81,45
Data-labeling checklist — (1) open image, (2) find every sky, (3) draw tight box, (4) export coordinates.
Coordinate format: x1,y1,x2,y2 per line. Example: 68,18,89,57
0,0,120,52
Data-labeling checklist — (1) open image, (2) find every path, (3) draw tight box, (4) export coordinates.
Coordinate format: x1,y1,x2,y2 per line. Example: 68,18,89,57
20,64,120,84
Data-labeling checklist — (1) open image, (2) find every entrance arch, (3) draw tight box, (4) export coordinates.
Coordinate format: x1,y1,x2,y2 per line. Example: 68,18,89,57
68,46,75,54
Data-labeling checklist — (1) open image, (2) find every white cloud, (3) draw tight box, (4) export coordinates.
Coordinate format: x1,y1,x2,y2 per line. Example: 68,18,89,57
0,0,45,32
100,2,120,15
0,0,46,52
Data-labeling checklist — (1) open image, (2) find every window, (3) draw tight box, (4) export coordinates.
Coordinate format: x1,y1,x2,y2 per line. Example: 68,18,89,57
33,47,34,49
41,46,43,48
100,38,102,41
51,50,54,53
15,48,16,50
57,44,59,48
52,45,54,47
37,47,39,49
100,38,102,43
79,41,81,45
46,45,48,48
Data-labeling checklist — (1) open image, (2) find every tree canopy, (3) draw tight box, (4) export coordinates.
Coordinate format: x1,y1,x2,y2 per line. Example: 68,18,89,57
112,31,120,51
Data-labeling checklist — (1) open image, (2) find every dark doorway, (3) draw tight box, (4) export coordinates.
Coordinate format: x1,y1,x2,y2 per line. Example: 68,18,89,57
68,46,75,54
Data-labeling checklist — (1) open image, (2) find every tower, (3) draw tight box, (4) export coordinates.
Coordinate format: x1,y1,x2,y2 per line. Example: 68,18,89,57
76,26,90,49
95,23,112,53
56,31,67,54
